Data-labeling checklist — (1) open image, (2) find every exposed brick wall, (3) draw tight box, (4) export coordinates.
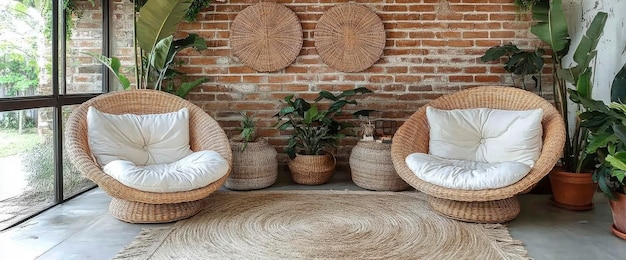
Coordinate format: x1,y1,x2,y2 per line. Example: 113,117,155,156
173,0,545,165
71,0,546,166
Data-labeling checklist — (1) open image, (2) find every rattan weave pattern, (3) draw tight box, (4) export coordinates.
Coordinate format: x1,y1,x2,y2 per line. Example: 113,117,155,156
231,2,302,72
315,3,385,72
65,89,232,223
391,86,566,223
227,139,278,190
350,141,409,191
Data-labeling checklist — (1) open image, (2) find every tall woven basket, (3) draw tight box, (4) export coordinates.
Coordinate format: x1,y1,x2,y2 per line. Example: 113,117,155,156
350,141,409,191
227,139,278,190
288,153,335,185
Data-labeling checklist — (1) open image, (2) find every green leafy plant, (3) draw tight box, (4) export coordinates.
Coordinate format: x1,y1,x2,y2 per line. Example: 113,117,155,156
87,0,210,98
238,112,259,152
570,62,626,197
485,0,607,173
480,43,545,90
275,87,374,159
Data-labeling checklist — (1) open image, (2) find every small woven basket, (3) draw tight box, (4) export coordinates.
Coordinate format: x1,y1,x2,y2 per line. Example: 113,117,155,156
227,139,278,190
288,153,335,185
350,141,409,191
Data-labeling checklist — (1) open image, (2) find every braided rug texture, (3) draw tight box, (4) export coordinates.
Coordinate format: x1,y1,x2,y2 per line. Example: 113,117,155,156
114,190,528,260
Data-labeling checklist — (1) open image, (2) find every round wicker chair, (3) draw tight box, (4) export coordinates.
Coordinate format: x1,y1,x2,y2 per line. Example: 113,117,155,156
391,86,565,223
65,89,232,223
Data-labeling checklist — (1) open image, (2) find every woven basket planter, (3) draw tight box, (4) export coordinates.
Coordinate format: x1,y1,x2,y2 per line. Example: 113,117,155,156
227,139,278,190
288,153,335,185
350,141,409,191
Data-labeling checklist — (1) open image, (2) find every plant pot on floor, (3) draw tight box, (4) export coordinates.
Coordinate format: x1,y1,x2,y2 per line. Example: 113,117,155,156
549,169,597,211
610,192,626,240
226,139,278,190
288,153,335,185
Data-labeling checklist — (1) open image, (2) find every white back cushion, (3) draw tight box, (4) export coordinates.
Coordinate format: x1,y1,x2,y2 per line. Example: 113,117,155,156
103,151,229,193
406,153,530,190
87,106,193,166
426,107,543,167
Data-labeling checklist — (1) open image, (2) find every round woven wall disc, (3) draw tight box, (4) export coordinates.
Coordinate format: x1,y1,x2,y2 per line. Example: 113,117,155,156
231,2,303,72
315,4,386,72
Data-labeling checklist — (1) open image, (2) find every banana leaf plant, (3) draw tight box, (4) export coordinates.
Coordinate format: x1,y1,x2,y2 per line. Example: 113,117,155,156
87,0,208,98
482,0,608,173
569,62,626,198
275,87,374,159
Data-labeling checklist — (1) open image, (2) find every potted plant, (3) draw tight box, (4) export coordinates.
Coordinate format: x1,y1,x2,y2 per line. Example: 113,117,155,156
487,0,607,210
275,87,373,185
226,113,278,190
570,62,626,239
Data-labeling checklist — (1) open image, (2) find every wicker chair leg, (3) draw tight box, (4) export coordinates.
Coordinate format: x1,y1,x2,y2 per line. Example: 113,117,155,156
109,198,205,223
427,196,521,223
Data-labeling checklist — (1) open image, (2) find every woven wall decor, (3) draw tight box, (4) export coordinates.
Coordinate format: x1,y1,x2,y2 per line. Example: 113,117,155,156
315,4,386,72
230,2,303,72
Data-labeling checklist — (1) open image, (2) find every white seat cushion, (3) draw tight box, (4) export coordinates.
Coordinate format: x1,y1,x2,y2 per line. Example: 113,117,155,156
103,151,229,193
406,153,530,190
87,106,193,166
426,106,543,167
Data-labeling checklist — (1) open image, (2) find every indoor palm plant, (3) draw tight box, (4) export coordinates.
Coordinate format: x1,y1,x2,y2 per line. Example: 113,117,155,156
570,63,626,239
508,0,607,210
227,113,278,190
87,0,209,98
275,87,373,185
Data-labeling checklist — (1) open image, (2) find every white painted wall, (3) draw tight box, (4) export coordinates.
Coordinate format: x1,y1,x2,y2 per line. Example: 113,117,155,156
563,0,626,103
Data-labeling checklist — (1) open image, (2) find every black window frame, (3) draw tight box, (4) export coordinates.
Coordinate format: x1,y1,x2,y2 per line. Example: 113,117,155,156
0,0,111,231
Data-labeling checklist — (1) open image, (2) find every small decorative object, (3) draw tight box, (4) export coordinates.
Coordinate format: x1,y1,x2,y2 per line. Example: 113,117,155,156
359,115,375,141
315,3,385,72
276,87,374,185
227,113,278,190
231,2,303,72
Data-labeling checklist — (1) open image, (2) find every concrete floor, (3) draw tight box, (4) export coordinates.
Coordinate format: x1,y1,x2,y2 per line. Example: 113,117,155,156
1,170,625,260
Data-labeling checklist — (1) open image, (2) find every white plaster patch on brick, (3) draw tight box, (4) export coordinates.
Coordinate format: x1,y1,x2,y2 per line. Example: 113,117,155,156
217,56,231,65
232,84,256,93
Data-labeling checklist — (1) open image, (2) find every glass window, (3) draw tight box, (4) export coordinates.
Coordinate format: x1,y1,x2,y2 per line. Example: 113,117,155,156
0,1,53,97
0,109,55,230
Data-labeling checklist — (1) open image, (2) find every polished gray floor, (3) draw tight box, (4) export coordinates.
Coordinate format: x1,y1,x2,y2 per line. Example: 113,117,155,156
1,170,625,260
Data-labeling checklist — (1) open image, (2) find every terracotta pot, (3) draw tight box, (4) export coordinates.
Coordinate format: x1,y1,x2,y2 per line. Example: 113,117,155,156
609,192,626,240
549,169,597,211
288,153,335,185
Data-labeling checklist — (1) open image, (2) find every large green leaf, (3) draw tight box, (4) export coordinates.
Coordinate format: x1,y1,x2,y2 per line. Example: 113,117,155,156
611,62,626,102
150,35,173,72
83,52,130,90
530,0,569,54
175,77,206,98
568,12,608,83
480,43,521,62
304,105,319,125
607,152,626,171
136,0,193,53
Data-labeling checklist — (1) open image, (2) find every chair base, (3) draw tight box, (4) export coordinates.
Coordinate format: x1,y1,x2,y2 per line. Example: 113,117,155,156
427,196,520,223
109,197,205,223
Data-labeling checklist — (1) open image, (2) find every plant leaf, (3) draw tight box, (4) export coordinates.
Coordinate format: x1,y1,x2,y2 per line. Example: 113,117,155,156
569,12,608,82
83,52,130,90
607,152,626,171
150,35,174,72
175,77,206,98
530,0,570,54
136,0,193,53
611,62,626,102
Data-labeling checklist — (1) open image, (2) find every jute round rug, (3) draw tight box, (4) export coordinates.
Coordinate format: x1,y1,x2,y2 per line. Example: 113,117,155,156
114,190,528,259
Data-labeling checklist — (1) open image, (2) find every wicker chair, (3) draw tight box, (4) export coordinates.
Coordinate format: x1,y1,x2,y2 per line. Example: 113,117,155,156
65,90,232,223
391,86,565,223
